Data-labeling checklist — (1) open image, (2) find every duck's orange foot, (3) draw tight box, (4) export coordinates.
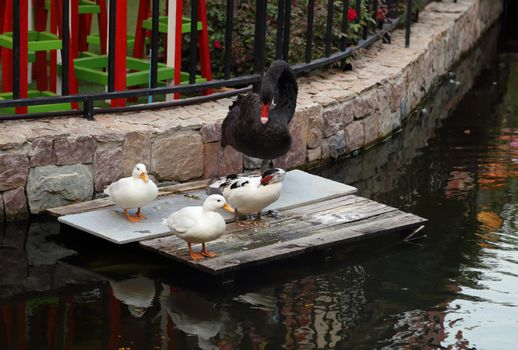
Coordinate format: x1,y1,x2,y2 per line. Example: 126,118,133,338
136,208,147,220
202,250,217,258
190,251,204,260
124,209,142,223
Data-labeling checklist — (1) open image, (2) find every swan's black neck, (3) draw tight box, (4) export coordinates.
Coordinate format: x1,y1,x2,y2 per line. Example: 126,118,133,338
261,60,298,123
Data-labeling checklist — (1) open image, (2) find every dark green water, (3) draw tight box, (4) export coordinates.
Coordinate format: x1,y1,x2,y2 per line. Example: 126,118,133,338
2,31,518,349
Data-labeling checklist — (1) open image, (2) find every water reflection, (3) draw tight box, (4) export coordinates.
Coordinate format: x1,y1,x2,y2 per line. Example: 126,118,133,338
3,24,518,349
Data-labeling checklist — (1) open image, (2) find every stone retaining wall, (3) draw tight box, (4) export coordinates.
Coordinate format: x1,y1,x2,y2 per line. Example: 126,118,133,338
0,0,503,221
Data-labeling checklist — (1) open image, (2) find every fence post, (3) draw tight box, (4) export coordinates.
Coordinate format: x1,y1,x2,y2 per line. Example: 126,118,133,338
405,0,412,48
223,0,234,79
305,0,315,63
83,99,94,120
253,0,267,92
189,0,199,84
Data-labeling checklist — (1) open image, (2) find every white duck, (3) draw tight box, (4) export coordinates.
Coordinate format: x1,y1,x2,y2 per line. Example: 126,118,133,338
104,163,158,223
162,194,234,260
208,168,285,227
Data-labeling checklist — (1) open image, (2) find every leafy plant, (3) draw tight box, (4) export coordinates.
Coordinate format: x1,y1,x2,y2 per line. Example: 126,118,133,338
203,0,392,78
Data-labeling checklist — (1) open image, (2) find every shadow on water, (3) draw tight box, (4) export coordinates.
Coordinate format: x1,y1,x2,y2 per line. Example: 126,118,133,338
3,22,518,349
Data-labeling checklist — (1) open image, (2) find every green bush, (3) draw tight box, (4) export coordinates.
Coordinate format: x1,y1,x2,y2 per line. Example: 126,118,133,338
205,0,380,79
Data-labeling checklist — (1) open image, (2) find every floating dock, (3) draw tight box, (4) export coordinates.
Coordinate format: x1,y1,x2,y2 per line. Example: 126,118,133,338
52,170,427,277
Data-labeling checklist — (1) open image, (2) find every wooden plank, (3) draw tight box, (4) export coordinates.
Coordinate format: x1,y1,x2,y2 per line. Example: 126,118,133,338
47,178,211,217
141,208,425,275
198,211,426,274
139,195,423,275
140,195,381,256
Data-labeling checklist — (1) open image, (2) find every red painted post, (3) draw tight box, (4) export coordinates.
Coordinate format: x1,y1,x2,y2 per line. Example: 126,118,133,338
197,0,212,95
108,288,121,350
47,305,59,349
112,0,127,107
71,0,79,58
34,0,49,91
0,0,5,34
1,0,13,92
97,0,107,54
133,0,150,58
1,305,13,348
17,303,26,350
78,14,91,52
17,0,29,114
49,0,58,92
173,0,182,100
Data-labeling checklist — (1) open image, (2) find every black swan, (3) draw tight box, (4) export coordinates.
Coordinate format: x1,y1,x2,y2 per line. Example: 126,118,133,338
215,60,298,174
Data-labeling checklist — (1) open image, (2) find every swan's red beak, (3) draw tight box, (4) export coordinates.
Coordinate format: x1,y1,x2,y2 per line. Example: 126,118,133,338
260,102,270,124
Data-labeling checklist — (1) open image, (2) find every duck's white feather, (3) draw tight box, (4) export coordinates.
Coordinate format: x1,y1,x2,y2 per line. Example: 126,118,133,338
164,206,226,244
104,176,158,209
223,180,281,215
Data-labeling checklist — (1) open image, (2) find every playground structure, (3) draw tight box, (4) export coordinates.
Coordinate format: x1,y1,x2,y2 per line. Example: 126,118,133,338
0,0,212,112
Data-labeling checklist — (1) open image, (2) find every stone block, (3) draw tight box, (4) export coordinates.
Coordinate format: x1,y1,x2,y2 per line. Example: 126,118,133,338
321,140,330,160
327,131,346,159
27,164,94,214
29,138,54,167
353,89,377,120
323,101,353,138
54,136,95,165
243,155,263,170
203,143,243,178
307,105,324,149
363,113,381,146
151,131,204,182
0,131,26,151
345,120,365,151
274,107,309,169
3,187,28,221
0,153,29,192
122,131,152,176
94,142,123,192
306,147,322,163
0,193,4,222
200,121,222,144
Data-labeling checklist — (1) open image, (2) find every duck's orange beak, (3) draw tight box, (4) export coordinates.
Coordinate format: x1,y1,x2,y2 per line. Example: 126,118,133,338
260,102,270,124
140,172,149,183
223,203,234,213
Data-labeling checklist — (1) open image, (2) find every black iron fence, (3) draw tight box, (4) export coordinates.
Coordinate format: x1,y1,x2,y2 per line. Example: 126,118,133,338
0,0,438,121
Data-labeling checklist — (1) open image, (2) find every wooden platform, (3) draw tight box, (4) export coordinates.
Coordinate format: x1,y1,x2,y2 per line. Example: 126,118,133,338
52,170,427,277
56,170,357,244
140,194,427,276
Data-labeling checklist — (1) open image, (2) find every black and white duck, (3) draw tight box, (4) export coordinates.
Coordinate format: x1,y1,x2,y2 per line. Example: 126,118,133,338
208,168,286,227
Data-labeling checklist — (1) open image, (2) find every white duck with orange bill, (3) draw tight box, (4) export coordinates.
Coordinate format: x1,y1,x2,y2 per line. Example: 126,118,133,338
104,163,158,223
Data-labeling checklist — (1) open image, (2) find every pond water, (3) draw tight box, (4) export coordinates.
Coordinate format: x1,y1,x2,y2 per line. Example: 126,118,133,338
2,26,518,349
